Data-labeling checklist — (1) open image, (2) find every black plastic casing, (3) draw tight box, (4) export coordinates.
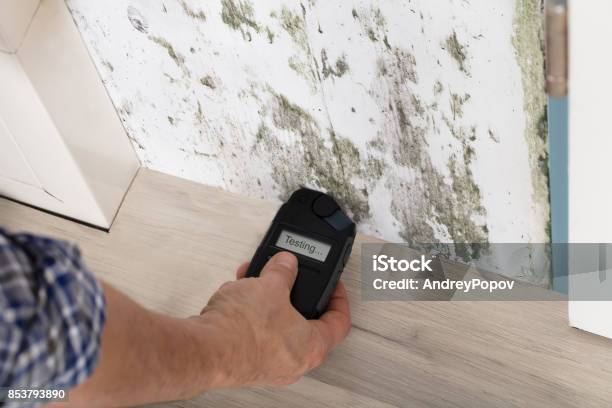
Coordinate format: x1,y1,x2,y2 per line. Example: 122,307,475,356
245,188,356,319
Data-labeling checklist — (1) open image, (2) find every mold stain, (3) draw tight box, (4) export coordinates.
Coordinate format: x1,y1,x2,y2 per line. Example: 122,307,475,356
101,60,114,72
221,0,260,40
196,101,204,122
274,6,321,92
356,6,488,259
177,0,206,21
149,35,185,67
443,30,469,75
200,75,216,89
488,128,499,143
434,80,444,95
388,48,418,84
127,6,148,33
287,56,318,91
252,87,374,223
353,5,389,49
279,6,310,54
70,0,549,272
450,92,471,120
321,49,349,79
265,26,275,43
513,0,550,242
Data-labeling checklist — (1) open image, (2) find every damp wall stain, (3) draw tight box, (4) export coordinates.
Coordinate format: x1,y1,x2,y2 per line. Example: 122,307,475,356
513,0,551,242
66,0,551,285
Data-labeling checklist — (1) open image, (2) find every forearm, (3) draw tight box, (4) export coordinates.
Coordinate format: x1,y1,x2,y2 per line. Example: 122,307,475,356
61,283,223,407
48,252,350,406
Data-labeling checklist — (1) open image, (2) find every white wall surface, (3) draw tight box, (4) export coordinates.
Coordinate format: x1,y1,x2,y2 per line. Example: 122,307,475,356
66,0,550,283
568,0,612,338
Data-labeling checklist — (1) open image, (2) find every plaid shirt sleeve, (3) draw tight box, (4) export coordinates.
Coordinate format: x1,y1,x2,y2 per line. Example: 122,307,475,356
0,228,106,401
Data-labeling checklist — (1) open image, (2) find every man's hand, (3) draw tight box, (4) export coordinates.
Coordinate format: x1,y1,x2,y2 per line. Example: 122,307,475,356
64,252,350,407
197,251,351,388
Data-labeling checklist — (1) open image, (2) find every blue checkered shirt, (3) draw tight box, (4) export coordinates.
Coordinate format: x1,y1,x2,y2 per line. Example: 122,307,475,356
0,228,105,406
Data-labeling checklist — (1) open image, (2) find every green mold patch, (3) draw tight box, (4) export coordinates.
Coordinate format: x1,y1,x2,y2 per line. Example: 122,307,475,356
443,30,469,75
321,49,349,79
200,75,216,89
353,5,389,48
393,48,418,84
449,92,471,120
362,157,386,179
196,101,204,122
251,88,376,222
265,26,275,43
221,0,260,40
275,6,321,90
279,6,310,53
513,0,550,242
149,36,185,66
287,56,318,90
369,32,488,259
149,35,191,78
178,0,206,21
255,122,269,143
377,48,418,85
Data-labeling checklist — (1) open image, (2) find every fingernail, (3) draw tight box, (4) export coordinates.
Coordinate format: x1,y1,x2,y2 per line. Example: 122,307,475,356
273,252,297,269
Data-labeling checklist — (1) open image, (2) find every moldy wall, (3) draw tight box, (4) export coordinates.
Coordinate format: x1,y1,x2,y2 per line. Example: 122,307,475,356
66,0,550,285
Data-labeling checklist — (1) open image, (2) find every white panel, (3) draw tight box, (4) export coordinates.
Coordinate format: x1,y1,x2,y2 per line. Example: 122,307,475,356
0,118,39,186
0,51,109,225
0,0,40,52
568,0,612,338
16,0,139,227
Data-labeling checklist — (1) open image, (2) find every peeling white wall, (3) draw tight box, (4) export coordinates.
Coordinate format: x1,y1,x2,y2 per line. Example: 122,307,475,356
66,0,550,284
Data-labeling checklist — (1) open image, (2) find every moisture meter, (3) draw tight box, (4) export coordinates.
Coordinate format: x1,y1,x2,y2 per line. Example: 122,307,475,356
245,188,356,319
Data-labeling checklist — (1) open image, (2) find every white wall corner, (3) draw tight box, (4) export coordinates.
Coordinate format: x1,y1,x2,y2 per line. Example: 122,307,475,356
14,0,140,228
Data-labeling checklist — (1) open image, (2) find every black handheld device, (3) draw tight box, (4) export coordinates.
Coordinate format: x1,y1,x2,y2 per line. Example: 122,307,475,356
245,188,356,319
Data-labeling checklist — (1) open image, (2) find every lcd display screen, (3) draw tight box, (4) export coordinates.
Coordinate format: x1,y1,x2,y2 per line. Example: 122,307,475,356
275,230,332,262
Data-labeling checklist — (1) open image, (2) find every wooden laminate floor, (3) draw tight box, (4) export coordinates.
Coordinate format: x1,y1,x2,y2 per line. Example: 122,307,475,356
1,169,611,408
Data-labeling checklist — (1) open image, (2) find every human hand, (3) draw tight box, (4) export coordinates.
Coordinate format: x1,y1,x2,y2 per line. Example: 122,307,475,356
197,251,351,388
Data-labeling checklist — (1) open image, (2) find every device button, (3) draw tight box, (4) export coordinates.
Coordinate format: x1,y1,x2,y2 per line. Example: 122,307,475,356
312,194,339,217
324,210,353,231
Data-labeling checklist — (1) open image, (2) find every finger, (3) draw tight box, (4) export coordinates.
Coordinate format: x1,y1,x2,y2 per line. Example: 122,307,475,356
310,282,351,353
235,262,250,279
259,252,298,291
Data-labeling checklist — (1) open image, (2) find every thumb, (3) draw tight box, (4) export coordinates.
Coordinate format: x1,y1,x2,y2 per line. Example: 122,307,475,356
260,252,299,291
